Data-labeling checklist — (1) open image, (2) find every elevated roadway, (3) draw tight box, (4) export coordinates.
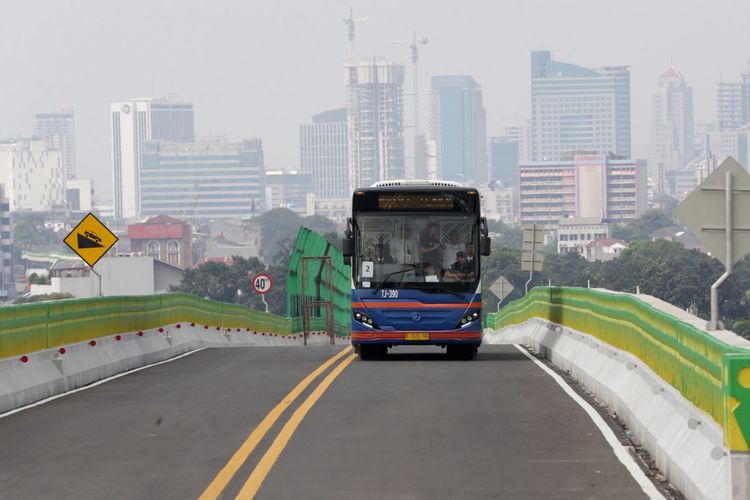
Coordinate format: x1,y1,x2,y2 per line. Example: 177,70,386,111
0,345,658,499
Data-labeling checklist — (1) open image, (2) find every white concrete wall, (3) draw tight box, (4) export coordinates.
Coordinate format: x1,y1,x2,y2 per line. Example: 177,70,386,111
485,319,740,500
0,326,345,416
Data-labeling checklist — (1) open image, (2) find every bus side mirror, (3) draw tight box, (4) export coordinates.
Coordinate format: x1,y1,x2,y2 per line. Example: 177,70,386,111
342,237,353,258
480,236,491,256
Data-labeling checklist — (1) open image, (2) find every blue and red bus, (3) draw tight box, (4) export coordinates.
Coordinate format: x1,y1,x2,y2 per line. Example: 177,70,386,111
343,180,491,360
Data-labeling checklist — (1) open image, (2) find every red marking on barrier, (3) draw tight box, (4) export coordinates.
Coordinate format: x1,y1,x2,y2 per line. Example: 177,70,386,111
115,335,122,341
204,325,209,329
137,331,144,337
176,324,181,329
20,355,29,363
236,328,240,332
190,322,195,327
158,327,164,333
58,347,66,355
216,326,221,331
89,340,97,347
262,332,266,336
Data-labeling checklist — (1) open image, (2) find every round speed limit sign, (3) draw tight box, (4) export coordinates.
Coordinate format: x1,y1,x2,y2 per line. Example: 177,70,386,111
252,273,273,295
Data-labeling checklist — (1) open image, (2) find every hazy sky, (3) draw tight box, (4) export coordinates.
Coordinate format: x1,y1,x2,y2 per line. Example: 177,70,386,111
1,0,749,201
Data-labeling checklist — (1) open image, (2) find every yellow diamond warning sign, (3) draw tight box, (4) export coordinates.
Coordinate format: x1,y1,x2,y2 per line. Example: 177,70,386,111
63,213,119,267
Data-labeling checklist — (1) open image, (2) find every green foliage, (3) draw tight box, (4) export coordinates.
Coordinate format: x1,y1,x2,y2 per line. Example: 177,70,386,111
254,209,340,262
487,220,522,249
12,213,58,247
171,256,268,311
14,292,73,304
484,238,750,335
611,209,674,243
27,273,51,285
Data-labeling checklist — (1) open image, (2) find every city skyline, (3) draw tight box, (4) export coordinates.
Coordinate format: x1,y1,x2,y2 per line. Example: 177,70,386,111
1,1,750,200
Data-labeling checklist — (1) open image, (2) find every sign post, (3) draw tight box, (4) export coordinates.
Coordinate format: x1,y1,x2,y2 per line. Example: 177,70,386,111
521,224,545,294
674,157,750,330
63,213,119,296
489,275,514,311
251,273,273,313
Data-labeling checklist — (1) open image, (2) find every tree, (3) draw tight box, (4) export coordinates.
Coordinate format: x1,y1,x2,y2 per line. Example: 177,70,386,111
611,209,674,243
302,214,337,237
171,256,268,310
486,220,522,249
255,208,303,262
12,213,59,248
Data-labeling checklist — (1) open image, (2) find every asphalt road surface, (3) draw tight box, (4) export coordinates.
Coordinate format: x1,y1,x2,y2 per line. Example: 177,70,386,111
0,345,654,499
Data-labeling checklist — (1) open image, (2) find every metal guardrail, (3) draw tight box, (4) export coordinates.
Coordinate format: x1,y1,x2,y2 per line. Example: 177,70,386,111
486,287,750,452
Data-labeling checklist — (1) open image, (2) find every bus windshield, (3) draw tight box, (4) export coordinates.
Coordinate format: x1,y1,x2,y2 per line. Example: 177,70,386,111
353,213,479,291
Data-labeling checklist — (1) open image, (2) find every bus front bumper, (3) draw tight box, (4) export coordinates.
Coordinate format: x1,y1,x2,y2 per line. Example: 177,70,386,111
351,330,482,346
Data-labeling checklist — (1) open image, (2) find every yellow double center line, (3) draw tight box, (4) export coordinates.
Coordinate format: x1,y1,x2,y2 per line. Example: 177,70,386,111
200,346,357,500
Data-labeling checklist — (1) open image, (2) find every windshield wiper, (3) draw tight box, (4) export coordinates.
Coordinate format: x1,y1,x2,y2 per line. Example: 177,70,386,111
373,264,419,294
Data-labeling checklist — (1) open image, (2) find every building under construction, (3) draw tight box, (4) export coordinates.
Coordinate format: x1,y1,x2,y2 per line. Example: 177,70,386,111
345,60,406,191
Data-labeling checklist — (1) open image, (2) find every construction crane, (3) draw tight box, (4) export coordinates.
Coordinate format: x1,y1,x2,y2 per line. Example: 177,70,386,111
344,8,367,65
389,32,428,176
388,32,428,133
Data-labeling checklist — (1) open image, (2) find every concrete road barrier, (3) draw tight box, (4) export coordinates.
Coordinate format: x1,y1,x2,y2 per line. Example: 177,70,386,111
485,319,734,500
0,325,347,415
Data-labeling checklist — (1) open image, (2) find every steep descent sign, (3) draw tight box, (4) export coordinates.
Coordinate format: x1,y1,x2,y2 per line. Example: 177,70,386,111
63,213,118,267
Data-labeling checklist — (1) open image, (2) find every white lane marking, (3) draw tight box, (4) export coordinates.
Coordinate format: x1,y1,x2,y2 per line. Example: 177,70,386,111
513,344,665,500
0,348,206,419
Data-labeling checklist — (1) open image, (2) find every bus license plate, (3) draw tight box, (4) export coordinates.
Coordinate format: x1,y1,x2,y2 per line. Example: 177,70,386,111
405,333,429,341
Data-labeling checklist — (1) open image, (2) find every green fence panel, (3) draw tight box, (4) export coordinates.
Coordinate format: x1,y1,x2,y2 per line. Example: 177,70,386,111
487,287,750,451
0,302,50,358
0,292,296,359
286,227,351,337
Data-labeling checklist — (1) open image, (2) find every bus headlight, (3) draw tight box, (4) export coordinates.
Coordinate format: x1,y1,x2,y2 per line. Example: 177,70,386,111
456,311,480,329
353,311,377,328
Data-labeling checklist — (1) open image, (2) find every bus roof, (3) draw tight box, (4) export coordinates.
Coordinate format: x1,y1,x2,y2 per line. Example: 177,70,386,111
370,179,462,188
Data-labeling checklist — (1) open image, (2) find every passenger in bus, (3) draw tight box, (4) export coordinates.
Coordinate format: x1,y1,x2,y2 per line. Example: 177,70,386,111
389,225,419,265
442,230,464,269
465,241,475,264
420,222,443,274
443,251,475,281
370,243,393,264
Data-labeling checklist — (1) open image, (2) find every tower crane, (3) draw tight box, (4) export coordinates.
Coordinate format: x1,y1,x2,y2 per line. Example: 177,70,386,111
388,32,428,133
344,9,368,65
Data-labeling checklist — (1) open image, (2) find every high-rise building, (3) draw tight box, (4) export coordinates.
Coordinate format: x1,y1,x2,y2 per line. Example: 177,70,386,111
0,185,11,301
717,62,750,131
300,108,349,199
0,139,64,211
648,67,695,189
33,109,76,180
501,121,531,163
140,139,264,221
265,170,314,214
110,97,194,220
530,50,631,161
65,179,94,212
430,75,487,184
345,60,405,191
488,137,519,189
518,153,647,226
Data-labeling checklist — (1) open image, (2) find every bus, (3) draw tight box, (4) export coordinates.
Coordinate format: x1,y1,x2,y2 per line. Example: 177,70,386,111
342,180,490,360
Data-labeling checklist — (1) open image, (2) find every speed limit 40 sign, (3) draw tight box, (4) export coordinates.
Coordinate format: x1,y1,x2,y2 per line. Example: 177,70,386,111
252,273,273,294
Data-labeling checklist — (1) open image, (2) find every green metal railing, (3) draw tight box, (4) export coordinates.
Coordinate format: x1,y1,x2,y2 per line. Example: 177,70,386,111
0,227,352,360
0,292,297,360
486,287,750,452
